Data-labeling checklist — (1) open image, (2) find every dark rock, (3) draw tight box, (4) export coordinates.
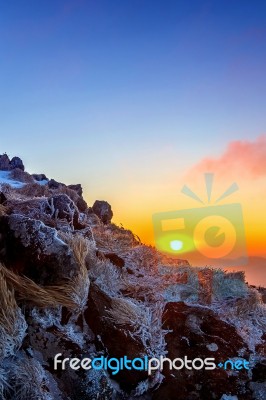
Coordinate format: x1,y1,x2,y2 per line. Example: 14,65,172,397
48,178,64,189
105,253,125,268
0,153,11,170
68,184,83,197
76,197,88,213
0,191,7,204
0,214,80,285
32,173,48,181
10,156,24,171
92,200,113,224
49,194,83,230
252,361,266,382
84,284,148,391
152,302,251,400
0,154,24,171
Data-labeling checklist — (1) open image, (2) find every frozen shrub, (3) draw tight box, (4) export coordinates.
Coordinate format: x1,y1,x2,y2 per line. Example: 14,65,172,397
15,182,50,198
9,356,53,400
0,270,27,359
0,366,10,399
212,269,248,301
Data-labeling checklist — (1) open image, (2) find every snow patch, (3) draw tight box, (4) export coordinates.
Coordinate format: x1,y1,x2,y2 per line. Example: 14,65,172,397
0,171,48,189
0,170,25,188
206,343,218,352
35,179,48,186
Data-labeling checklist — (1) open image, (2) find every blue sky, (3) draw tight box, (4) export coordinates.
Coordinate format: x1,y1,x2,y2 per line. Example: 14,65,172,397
0,0,266,209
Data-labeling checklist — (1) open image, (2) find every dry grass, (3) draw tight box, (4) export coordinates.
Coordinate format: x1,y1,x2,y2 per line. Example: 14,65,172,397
0,270,27,359
59,233,90,310
0,233,90,312
0,264,76,309
227,288,266,318
106,297,147,327
92,225,139,253
9,169,34,184
60,232,89,266
0,270,18,336
16,182,50,198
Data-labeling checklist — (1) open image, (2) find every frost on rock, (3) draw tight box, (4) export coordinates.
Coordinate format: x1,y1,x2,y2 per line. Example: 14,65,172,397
8,355,55,400
79,368,118,399
0,155,265,400
30,307,62,329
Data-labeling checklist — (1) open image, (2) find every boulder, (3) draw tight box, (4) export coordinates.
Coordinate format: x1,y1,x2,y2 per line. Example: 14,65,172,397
84,284,148,391
0,214,80,285
49,194,83,229
32,173,48,181
76,196,88,213
10,156,24,171
48,178,64,189
0,154,11,170
0,154,25,171
92,200,113,224
152,302,251,400
68,184,83,197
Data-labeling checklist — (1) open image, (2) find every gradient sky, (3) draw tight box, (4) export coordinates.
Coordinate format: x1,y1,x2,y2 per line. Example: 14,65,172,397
1,1,266,275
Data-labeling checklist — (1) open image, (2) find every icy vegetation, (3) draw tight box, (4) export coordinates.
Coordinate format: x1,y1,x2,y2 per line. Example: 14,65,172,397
0,154,265,400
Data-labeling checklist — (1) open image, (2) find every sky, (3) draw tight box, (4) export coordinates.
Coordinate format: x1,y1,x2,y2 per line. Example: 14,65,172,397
0,1,266,282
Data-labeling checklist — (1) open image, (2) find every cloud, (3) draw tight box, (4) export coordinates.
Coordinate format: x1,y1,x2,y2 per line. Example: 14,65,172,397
187,135,266,180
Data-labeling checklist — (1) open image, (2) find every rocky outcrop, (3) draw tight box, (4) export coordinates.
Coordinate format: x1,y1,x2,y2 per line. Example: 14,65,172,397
92,200,113,224
0,154,24,171
85,284,148,391
32,173,48,181
68,183,83,197
49,194,83,229
9,156,25,171
0,214,80,285
0,154,10,170
48,178,63,189
153,302,252,400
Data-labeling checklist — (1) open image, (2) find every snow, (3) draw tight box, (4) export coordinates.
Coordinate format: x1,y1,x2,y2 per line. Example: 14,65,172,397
0,170,25,188
36,179,48,186
0,170,48,188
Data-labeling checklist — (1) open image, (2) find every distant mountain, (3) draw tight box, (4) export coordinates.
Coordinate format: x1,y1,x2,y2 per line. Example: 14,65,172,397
225,256,266,288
